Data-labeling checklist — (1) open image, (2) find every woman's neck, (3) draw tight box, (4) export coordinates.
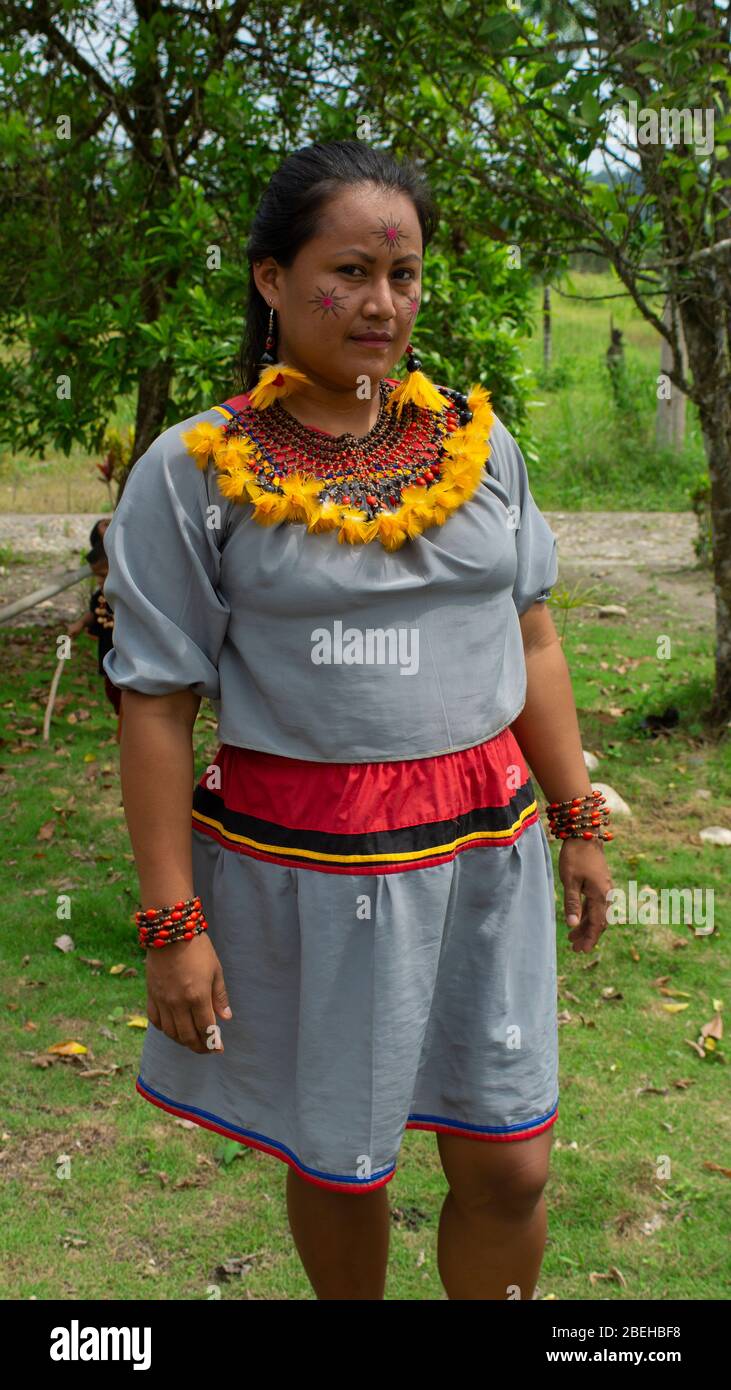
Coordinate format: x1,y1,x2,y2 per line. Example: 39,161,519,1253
273,359,384,437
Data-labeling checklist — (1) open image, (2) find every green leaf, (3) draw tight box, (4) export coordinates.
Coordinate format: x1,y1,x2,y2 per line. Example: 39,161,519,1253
581,92,601,125
476,13,522,52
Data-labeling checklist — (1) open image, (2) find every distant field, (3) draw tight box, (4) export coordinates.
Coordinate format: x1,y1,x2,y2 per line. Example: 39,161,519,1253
518,271,705,512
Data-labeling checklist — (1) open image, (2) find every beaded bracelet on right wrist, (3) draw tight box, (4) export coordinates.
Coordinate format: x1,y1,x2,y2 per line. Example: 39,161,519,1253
545,790,613,842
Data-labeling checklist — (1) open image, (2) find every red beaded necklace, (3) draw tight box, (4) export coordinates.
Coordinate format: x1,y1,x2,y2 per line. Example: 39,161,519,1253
182,369,496,550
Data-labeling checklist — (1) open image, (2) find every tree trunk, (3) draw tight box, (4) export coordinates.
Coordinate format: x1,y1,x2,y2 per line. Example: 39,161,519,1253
132,357,174,464
113,357,173,505
655,298,687,449
700,391,731,726
543,285,551,369
680,299,731,725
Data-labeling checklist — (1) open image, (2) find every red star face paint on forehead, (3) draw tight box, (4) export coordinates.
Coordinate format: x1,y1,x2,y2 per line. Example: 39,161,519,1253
309,286,348,317
372,215,407,253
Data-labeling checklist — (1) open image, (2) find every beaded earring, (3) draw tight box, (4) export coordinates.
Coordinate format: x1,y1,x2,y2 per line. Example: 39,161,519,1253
249,298,312,410
384,340,454,421
259,304,276,366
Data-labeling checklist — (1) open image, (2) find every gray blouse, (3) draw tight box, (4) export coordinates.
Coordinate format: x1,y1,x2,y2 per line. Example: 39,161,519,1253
101,404,558,762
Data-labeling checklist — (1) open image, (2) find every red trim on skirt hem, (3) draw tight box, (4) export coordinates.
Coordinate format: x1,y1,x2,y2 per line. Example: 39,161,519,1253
135,1077,558,1194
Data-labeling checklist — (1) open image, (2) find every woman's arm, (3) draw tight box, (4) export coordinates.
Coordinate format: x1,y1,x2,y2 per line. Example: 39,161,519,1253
120,688,232,1050
119,688,202,903
510,602,612,954
510,603,593,803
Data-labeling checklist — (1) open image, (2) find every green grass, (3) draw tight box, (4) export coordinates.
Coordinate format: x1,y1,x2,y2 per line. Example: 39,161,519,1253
1,597,728,1300
517,271,706,511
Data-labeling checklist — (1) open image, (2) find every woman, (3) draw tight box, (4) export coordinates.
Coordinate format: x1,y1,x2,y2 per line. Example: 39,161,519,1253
102,140,613,1301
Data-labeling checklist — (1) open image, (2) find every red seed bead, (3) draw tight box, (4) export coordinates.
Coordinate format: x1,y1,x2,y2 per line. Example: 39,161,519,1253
183,931,193,940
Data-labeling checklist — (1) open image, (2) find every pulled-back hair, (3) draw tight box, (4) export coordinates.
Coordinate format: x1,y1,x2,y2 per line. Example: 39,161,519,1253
238,140,438,391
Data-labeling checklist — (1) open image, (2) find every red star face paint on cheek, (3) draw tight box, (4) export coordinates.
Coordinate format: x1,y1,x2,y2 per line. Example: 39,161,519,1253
308,286,349,317
407,296,420,320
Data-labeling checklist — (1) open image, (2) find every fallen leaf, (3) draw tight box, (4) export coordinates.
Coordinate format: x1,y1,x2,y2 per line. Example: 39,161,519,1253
54,935,75,953
588,1266,626,1287
77,1066,123,1079
703,1162,731,1179
126,1015,148,1029
662,1003,689,1013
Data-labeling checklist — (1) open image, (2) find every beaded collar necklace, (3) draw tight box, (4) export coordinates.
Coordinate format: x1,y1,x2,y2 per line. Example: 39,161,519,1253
182,365,496,551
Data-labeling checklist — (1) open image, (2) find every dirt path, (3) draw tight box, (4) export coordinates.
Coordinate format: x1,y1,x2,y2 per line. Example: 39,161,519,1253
0,509,712,628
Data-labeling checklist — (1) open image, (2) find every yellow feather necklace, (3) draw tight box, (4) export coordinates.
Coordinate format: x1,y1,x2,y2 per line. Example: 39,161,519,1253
181,362,495,551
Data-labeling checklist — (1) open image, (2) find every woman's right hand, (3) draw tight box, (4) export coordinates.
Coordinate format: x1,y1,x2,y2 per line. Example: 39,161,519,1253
145,933,232,1054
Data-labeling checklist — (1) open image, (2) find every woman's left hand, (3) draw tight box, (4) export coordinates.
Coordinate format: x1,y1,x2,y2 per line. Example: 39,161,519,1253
558,838,614,953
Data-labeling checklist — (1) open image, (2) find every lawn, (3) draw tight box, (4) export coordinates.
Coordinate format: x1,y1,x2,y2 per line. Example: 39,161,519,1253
0,592,728,1300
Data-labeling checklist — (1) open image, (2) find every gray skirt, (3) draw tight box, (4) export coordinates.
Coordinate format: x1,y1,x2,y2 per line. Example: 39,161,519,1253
136,728,560,1193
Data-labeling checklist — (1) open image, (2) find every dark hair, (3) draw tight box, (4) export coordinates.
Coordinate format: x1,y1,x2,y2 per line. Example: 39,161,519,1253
88,518,108,548
238,140,439,392
86,541,107,566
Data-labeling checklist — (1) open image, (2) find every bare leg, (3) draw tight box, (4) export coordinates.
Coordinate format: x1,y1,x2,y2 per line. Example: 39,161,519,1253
436,1129,554,1300
285,1166,391,1300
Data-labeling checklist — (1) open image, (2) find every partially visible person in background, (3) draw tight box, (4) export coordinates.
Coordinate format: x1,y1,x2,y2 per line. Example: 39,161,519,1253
68,519,123,742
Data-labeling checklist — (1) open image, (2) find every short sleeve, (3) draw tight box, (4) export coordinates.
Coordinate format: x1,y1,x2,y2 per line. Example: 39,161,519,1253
101,418,231,698
486,415,558,616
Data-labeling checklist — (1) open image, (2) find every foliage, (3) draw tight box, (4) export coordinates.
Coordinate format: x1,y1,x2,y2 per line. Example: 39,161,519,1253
0,1,537,461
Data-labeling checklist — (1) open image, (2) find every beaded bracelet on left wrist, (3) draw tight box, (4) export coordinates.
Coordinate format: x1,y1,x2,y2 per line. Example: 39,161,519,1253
135,895,209,949
545,790,613,842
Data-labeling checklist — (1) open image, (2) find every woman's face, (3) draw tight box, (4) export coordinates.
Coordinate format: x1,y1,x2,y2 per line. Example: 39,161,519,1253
253,183,423,393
